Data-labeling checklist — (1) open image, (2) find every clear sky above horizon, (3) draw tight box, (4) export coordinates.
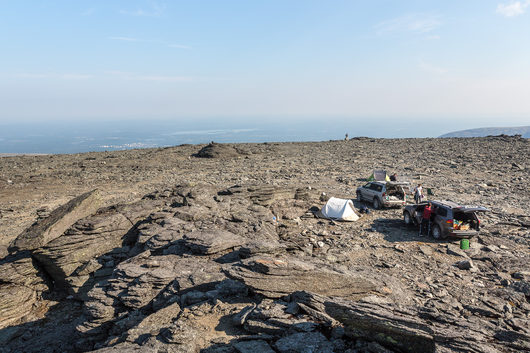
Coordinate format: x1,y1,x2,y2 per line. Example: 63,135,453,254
1,0,529,127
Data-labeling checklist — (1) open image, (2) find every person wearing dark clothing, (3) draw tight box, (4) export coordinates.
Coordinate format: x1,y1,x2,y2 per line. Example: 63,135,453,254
390,173,397,181
414,184,423,204
420,203,433,236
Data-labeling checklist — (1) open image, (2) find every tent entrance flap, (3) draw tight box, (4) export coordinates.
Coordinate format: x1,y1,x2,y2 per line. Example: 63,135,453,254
320,197,359,221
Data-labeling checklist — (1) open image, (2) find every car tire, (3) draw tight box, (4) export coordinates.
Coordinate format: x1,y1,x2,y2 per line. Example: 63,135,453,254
356,192,362,202
431,224,442,239
373,198,381,210
403,211,412,225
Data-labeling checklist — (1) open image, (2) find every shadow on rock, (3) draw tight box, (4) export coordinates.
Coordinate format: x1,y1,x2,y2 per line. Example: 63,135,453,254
371,217,452,244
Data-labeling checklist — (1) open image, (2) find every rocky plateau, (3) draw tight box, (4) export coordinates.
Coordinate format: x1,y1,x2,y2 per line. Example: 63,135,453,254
0,136,528,352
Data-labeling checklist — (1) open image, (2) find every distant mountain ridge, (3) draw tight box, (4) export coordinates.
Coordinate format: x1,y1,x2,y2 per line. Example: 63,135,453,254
440,126,530,138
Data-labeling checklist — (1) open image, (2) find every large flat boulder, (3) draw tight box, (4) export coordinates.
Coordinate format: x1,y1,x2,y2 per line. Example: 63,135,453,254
10,189,102,252
182,229,245,255
226,256,379,300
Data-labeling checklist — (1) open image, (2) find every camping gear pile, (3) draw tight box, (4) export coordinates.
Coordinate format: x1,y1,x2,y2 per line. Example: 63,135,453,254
453,219,470,230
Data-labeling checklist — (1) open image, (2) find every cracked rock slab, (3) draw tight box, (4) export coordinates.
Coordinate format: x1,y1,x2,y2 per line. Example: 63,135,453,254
226,256,379,300
182,229,245,255
10,189,102,252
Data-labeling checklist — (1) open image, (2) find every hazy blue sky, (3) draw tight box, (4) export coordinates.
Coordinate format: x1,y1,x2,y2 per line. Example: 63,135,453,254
1,0,529,126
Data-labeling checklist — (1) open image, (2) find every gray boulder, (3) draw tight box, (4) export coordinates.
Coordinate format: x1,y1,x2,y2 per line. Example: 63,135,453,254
456,259,474,270
182,229,245,255
10,189,101,252
226,256,379,300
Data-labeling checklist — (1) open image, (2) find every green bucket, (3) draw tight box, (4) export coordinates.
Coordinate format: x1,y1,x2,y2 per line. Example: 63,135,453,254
460,239,470,250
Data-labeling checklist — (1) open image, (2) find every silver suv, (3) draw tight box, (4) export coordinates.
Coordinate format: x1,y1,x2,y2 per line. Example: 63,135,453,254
356,181,409,209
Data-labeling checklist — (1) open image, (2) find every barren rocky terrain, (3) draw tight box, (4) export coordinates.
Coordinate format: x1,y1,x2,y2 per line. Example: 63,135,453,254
0,136,528,353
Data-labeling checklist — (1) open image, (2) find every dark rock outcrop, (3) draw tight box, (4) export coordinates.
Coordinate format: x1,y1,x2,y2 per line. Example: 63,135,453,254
78,252,226,335
33,200,162,295
291,291,530,353
0,253,49,329
196,143,244,158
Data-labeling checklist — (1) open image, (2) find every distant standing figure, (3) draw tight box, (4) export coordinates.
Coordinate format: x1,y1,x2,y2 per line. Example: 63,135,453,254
414,184,423,204
390,173,397,181
345,133,349,141
420,202,433,236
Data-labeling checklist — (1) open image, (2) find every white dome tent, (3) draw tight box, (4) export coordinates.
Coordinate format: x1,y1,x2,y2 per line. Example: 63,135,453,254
320,197,359,221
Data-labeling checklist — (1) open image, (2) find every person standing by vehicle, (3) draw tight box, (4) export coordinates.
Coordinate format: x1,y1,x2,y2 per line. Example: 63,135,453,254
420,202,433,236
414,184,423,204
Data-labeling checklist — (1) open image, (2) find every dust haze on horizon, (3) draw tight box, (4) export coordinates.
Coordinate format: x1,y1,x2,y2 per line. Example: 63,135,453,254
1,1,530,130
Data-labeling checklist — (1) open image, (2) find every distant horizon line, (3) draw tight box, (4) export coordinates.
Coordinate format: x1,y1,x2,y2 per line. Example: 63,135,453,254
2,134,527,157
